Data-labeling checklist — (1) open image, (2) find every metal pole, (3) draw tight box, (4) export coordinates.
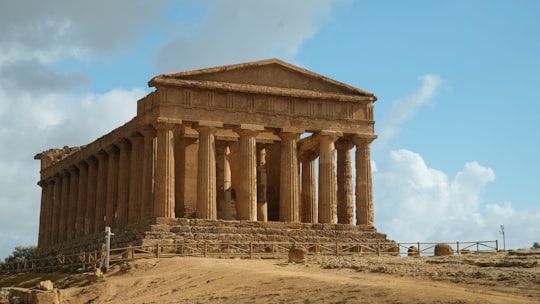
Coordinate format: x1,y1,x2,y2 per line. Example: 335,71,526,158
104,226,114,271
500,225,506,251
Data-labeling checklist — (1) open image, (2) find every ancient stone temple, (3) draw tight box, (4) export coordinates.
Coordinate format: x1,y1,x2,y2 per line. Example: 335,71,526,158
35,59,387,254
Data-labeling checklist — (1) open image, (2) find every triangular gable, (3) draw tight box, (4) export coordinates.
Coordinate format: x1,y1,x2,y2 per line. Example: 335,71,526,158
152,58,374,98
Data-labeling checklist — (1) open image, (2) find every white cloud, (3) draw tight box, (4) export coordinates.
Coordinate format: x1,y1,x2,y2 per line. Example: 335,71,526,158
155,0,341,73
377,74,442,146
0,86,146,259
373,149,539,249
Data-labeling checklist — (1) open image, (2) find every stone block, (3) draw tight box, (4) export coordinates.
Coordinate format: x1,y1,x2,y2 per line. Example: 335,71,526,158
149,224,171,232
37,280,54,291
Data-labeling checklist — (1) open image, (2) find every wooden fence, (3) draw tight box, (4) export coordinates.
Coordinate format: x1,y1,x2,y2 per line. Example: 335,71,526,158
0,240,498,274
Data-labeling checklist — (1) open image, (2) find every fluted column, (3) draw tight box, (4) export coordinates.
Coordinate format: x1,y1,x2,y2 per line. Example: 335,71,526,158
216,142,233,220
354,135,376,226
76,161,88,238
154,122,176,218
195,121,222,219
301,150,318,223
58,170,70,242
37,181,48,248
174,126,197,218
318,131,340,224
105,145,119,228
235,126,261,221
67,165,79,240
95,150,108,233
44,179,54,246
257,145,268,222
116,139,131,229
140,126,156,220
278,131,301,222
51,174,62,244
336,137,354,225
85,156,98,235
128,133,144,224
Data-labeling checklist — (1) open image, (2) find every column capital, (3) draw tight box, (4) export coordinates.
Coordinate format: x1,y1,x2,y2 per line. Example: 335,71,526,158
78,159,88,168
194,120,223,133
60,169,70,177
68,164,79,174
352,133,377,145
278,131,301,140
316,130,342,143
104,144,119,155
140,125,156,137
335,137,355,151
86,154,98,164
300,149,318,162
234,123,264,132
152,119,182,130
129,131,144,140
116,138,130,149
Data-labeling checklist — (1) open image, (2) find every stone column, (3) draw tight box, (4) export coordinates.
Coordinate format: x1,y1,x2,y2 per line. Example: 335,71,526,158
235,125,262,221
58,170,70,242
44,179,54,246
354,135,376,226
217,142,233,220
76,161,88,238
301,150,318,223
278,130,301,222
174,126,197,218
67,165,79,240
318,131,340,224
116,139,131,229
153,122,176,218
51,174,62,244
95,150,108,234
257,145,268,222
195,121,222,219
105,145,119,228
37,181,48,248
336,137,355,225
128,133,144,224
140,126,156,220
85,156,98,235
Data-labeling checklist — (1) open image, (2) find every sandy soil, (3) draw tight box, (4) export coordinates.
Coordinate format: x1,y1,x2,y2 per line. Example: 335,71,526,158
52,250,540,304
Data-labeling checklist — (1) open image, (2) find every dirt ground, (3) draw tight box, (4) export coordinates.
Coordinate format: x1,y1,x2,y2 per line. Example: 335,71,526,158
2,249,539,303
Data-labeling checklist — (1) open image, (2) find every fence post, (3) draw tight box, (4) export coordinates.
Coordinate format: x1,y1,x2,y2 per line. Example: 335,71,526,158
156,243,160,259
335,241,339,257
417,242,421,256
495,239,499,252
456,241,460,254
377,241,381,256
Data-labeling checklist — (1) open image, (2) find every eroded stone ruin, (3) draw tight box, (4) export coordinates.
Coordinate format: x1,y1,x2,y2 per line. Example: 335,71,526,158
35,59,390,255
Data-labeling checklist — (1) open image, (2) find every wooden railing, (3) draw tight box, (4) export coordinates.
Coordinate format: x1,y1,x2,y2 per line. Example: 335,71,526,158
0,240,498,273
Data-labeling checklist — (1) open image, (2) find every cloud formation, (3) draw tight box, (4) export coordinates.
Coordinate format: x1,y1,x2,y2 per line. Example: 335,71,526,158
373,149,539,249
377,74,442,146
155,0,339,73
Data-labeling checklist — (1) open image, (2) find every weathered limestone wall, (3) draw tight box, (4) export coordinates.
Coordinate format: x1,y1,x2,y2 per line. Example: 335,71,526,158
143,218,389,247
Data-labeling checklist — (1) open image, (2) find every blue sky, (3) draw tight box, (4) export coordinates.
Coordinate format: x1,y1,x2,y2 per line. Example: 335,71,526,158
1,0,538,259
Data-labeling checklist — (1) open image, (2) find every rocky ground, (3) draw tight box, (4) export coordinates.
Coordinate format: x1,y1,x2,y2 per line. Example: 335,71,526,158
1,249,539,303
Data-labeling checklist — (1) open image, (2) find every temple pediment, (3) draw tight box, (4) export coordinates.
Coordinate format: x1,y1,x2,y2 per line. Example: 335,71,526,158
149,58,375,99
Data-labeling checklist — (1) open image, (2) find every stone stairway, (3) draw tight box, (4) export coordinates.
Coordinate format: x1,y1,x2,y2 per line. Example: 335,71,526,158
141,218,392,247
